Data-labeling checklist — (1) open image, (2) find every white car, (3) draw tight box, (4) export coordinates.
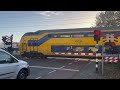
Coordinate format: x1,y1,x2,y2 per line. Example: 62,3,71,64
0,49,30,79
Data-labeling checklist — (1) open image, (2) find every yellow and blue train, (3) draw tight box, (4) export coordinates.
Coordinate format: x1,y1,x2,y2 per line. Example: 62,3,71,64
19,27,120,58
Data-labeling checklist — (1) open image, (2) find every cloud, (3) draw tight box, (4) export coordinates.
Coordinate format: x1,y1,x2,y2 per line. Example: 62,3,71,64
38,11,63,17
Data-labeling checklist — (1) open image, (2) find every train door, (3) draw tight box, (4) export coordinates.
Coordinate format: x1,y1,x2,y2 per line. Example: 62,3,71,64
22,40,27,52
30,38,34,52
30,38,38,52
33,38,38,52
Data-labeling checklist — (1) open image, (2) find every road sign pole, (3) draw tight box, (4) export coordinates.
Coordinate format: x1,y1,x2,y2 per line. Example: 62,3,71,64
102,42,104,75
96,42,98,73
94,30,101,73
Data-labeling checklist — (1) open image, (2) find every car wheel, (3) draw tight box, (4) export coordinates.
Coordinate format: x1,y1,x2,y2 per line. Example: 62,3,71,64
17,69,27,79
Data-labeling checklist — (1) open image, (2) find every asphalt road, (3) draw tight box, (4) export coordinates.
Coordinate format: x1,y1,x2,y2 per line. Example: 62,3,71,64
20,57,103,79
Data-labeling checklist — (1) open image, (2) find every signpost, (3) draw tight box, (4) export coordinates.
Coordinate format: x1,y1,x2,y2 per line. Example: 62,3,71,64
2,34,13,53
94,30,101,73
102,43,104,75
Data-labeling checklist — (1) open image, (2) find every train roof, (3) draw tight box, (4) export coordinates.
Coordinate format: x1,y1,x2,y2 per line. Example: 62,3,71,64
22,26,120,37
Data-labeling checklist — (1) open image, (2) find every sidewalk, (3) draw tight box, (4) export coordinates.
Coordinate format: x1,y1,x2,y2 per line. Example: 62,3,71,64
72,62,104,79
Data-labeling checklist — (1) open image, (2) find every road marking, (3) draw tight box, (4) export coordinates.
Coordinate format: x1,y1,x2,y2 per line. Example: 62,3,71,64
47,57,74,60
69,63,73,65
47,57,102,62
48,70,57,74
60,66,65,69
83,61,92,68
48,60,56,62
78,59,81,61
30,66,79,72
35,76,42,79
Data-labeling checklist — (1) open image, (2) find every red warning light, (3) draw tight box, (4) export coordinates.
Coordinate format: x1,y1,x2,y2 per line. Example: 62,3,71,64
111,43,115,47
94,30,100,36
94,30,101,42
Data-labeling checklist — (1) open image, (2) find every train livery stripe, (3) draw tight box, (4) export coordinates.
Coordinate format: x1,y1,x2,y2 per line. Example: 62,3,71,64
28,35,50,46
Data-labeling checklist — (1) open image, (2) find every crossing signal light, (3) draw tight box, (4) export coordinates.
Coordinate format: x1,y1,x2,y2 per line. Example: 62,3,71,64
95,31,100,36
5,42,12,45
110,42,115,47
94,30,101,42
2,36,7,43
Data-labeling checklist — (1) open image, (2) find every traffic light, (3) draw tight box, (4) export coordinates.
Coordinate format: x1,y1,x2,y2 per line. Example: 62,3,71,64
110,42,115,47
5,42,12,45
2,36,7,43
11,34,13,41
94,30,101,42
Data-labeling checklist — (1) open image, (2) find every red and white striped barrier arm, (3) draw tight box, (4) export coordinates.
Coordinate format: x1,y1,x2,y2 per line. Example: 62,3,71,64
54,52,102,56
104,56,119,63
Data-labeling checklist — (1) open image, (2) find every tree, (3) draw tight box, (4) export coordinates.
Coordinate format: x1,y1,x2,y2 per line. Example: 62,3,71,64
95,11,120,27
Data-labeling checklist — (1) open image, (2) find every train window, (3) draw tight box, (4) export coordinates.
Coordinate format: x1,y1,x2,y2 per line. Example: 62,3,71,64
48,34,52,38
51,46,71,52
88,34,94,37
54,35,58,38
28,40,32,46
23,40,26,44
88,47,98,53
33,40,38,46
102,32,110,35
60,35,70,38
48,34,60,38
66,46,71,51
72,46,84,52
72,34,84,38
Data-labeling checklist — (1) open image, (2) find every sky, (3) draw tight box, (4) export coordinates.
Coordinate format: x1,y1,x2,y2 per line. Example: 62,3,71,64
0,11,101,44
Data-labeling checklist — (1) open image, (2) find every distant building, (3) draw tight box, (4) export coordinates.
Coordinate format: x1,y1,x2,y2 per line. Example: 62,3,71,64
12,42,20,55
12,42,20,49
0,43,4,49
0,42,20,55
0,42,19,49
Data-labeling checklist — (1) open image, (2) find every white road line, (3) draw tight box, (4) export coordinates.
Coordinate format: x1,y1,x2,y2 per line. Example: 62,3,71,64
78,59,81,61
47,57,74,60
30,66,79,72
35,76,42,79
86,62,91,67
48,60,56,62
47,57,102,62
69,63,73,65
60,66,65,69
48,70,57,74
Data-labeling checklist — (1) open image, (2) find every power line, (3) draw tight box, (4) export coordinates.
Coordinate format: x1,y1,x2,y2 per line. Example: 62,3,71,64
0,22,95,28
0,16,96,24
0,15,96,19
0,20,95,26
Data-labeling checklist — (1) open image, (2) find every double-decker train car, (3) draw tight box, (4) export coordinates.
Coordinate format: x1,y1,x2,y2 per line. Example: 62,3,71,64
19,27,120,58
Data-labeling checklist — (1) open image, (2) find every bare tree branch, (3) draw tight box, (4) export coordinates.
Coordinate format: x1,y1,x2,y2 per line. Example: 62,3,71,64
95,11,120,27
